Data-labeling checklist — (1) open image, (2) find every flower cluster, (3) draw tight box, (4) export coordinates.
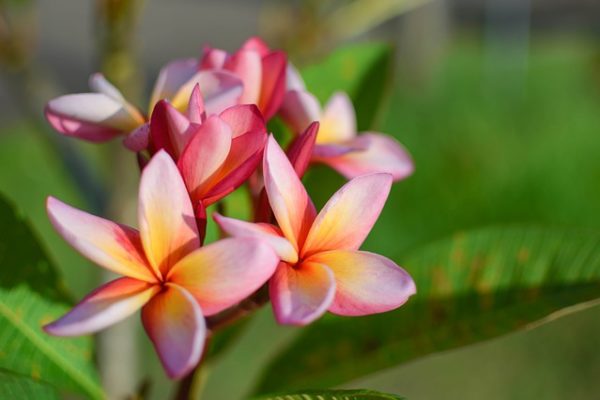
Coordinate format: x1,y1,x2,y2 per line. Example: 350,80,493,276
43,37,416,379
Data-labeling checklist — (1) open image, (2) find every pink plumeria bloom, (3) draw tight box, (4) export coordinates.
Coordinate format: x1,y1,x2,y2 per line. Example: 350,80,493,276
43,151,278,379
280,85,414,181
45,63,243,146
200,37,287,120
149,85,267,209
215,136,416,325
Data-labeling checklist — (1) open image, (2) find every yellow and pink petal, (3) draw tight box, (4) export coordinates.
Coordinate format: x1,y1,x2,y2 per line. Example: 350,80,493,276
301,173,392,257
149,58,199,111
307,250,416,316
170,70,244,115
213,213,298,263
167,238,278,316
318,92,356,144
44,277,158,336
263,136,316,251
141,284,205,379
47,197,156,282
138,151,200,278
269,261,336,326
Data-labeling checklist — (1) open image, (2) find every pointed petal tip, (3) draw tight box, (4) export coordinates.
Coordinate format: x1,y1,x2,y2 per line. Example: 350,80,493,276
320,134,415,182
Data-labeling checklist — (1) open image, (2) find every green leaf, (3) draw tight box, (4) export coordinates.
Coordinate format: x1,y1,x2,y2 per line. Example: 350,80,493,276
301,43,394,130
254,226,600,393
252,389,404,400
0,125,98,298
0,369,60,399
0,194,104,399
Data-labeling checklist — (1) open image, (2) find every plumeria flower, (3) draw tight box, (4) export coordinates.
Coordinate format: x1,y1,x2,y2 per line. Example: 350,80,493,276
201,36,287,120
43,151,278,378
45,63,243,146
149,85,267,211
215,136,416,325
280,84,414,181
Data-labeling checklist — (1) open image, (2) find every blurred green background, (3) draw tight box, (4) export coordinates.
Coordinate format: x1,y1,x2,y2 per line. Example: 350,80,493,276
1,1,599,399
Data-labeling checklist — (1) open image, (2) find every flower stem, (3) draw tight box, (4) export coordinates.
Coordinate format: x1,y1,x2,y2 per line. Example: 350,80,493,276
173,287,269,399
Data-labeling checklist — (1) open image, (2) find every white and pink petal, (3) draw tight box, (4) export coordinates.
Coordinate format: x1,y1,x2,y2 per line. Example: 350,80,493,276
44,277,158,336
315,133,414,182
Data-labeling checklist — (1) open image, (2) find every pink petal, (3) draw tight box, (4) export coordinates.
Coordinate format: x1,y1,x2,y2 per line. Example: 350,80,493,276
286,63,305,91
201,139,263,205
279,90,321,134
263,136,316,251
270,261,335,325
44,277,158,336
171,70,244,116
178,116,232,202
88,73,125,101
307,250,416,316
286,121,319,178
241,36,271,57
258,51,287,119
141,284,205,379
45,109,121,142
168,238,278,316
318,92,356,143
213,213,297,263
149,58,199,110
187,84,206,124
199,128,265,204
312,142,365,158
138,151,200,278
315,133,415,181
200,47,228,69
47,197,156,282
224,50,263,104
301,173,392,257
219,104,265,138
45,93,143,141
148,101,180,158
123,123,150,152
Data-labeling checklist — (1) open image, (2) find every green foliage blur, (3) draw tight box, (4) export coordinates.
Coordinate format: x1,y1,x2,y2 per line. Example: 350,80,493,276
1,2,600,399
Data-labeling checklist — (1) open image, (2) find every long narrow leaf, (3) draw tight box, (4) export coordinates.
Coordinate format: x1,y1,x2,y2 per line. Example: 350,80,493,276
255,226,600,393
